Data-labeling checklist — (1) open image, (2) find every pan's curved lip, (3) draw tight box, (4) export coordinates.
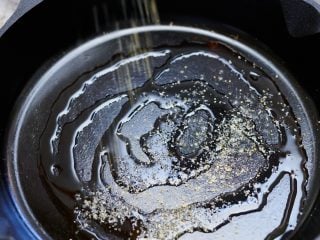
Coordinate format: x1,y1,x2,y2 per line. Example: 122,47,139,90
0,0,19,29
4,24,319,239
0,0,42,38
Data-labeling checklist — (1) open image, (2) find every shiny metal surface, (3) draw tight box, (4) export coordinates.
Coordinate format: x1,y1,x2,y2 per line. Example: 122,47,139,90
0,0,41,37
0,0,20,28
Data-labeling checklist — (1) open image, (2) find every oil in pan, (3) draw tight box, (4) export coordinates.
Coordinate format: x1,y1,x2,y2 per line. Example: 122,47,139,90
3,25,319,240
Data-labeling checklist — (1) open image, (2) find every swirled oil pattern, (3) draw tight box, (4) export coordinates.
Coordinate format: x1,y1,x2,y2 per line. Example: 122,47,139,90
39,37,307,239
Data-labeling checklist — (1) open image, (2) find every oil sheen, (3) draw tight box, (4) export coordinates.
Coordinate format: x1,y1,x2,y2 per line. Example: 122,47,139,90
39,36,308,240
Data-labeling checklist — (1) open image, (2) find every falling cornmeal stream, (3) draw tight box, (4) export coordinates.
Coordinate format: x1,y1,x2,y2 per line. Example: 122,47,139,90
7,26,317,240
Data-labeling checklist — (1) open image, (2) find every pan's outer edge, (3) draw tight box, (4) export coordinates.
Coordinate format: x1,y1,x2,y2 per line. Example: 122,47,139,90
0,0,42,38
